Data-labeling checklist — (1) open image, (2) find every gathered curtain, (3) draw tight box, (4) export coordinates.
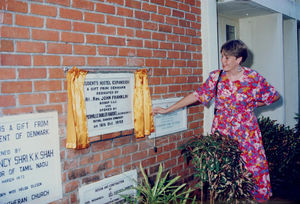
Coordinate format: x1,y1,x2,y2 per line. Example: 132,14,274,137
66,66,89,149
133,69,155,138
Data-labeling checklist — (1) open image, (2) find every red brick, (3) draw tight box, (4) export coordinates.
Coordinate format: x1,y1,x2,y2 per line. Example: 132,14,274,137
152,32,165,41
104,168,122,177
30,3,57,16
108,37,125,46
153,50,166,58
158,6,171,15
72,0,94,10
168,51,180,59
73,22,95,33
136,30,151,39
1,12,13,24
122,144,138,154
33,55,60,66
80,154,101,166
117,28,134,37
19,68,47,79
98,46,117,56
61,32,84,43
117,7,133,17
47,43,72,54
1,26,30,39
0,0,28,13
74,45,96,55
0,95,16,107
32,29,59,41
86,34,106,44
1,81,32,93
137,49,152,57
127,39,143,47
135,10,150,20
174,26,185,35
166,16,178,25
84,12,105,23
154,86,168,94
125,0,141,9
95,3,115,14
87,57,107,66
145,40,159,49
167,34,179,42
2,107,33,115
102,148,121,160
106,0,123,5
0,40,14,52
46,0,70,7
126,19,142,28
62,56,85,66
92,161,113,173
49,68,65,79
128,58,144,66
160,42,172,50
142,157,156,167
16,41,45,53
15,14,44,27
151,13,164,23
109,57,126,66
97,25,116,35
102,132,121,140
107,16,124,26
132,150,147,161
145,59,159,67
119,48,135,56
142,2,157,12
114,156,131,167
46,19,71,30
161,59,174,67
34,80,62,91
0,68,16,79
65,180,79,193
161,77,175,84
1,54,31,66
18,94,47,105
36,104,63,114
60,8,82,20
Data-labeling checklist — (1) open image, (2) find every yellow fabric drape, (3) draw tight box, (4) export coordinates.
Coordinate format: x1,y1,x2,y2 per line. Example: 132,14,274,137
66,66,89,149
133,69,155,138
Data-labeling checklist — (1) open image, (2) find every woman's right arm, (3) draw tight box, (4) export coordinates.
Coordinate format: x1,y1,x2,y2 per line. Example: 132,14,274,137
152,93,198,114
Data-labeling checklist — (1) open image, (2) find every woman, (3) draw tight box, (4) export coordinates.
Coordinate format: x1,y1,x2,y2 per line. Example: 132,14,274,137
153,40,280,202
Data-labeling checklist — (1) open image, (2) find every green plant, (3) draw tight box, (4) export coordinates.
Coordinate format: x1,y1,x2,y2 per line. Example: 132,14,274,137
258,115,300,199
121,163,195,204
179,132,255,203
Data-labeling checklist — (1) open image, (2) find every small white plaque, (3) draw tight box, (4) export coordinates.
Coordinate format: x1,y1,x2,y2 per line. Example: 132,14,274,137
150,97,187,138
0,112,62,204
84,73,134,137
79,170,137,204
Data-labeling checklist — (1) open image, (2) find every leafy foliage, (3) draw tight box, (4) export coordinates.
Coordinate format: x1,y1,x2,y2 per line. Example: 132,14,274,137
179,132,255,203
121,163,195,204
259,115,300,199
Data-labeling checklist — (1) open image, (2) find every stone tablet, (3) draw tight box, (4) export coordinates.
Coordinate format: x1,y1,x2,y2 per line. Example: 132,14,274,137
150,97,187,138
84,73,134,137
0,112,62,204
79,170,137,204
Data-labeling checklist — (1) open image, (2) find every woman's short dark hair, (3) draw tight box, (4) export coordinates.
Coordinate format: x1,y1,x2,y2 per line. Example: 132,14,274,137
221,39,248,64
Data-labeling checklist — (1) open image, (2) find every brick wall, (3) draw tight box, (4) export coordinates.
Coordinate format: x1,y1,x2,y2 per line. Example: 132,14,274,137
0,0,203,203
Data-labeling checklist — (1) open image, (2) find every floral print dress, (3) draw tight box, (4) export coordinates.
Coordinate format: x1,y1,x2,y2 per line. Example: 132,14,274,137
193,67,279,202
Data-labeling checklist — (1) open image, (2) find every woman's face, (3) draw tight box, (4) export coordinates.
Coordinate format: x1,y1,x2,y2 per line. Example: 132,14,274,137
221,51,242,72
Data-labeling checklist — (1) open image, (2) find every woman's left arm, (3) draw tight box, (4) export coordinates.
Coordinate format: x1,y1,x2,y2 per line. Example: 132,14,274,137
256,94,280,107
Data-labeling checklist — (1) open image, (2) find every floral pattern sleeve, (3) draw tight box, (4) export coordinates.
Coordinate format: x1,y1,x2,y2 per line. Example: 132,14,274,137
256,75,279,105
194,70,220,106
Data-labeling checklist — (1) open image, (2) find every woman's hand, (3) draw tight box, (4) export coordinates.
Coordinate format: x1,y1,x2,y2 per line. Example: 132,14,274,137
152,107,168,115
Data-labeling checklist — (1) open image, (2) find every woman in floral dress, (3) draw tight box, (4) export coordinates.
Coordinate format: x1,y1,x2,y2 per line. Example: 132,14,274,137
153,40,280,202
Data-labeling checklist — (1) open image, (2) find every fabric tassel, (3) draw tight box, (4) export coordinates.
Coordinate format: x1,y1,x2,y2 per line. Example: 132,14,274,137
133,69,155,138
66,66,89,149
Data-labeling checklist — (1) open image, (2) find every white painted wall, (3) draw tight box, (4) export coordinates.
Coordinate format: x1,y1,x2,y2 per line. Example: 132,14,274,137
283,19,299,127
201,0,219,134
239,13,285,124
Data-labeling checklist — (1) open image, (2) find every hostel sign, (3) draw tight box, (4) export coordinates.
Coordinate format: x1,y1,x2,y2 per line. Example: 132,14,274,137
0,112,62,204
84,73,134,137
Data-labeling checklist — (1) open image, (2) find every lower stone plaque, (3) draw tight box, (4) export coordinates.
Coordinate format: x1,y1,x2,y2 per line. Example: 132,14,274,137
79,170,137,204
0,112,62,204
